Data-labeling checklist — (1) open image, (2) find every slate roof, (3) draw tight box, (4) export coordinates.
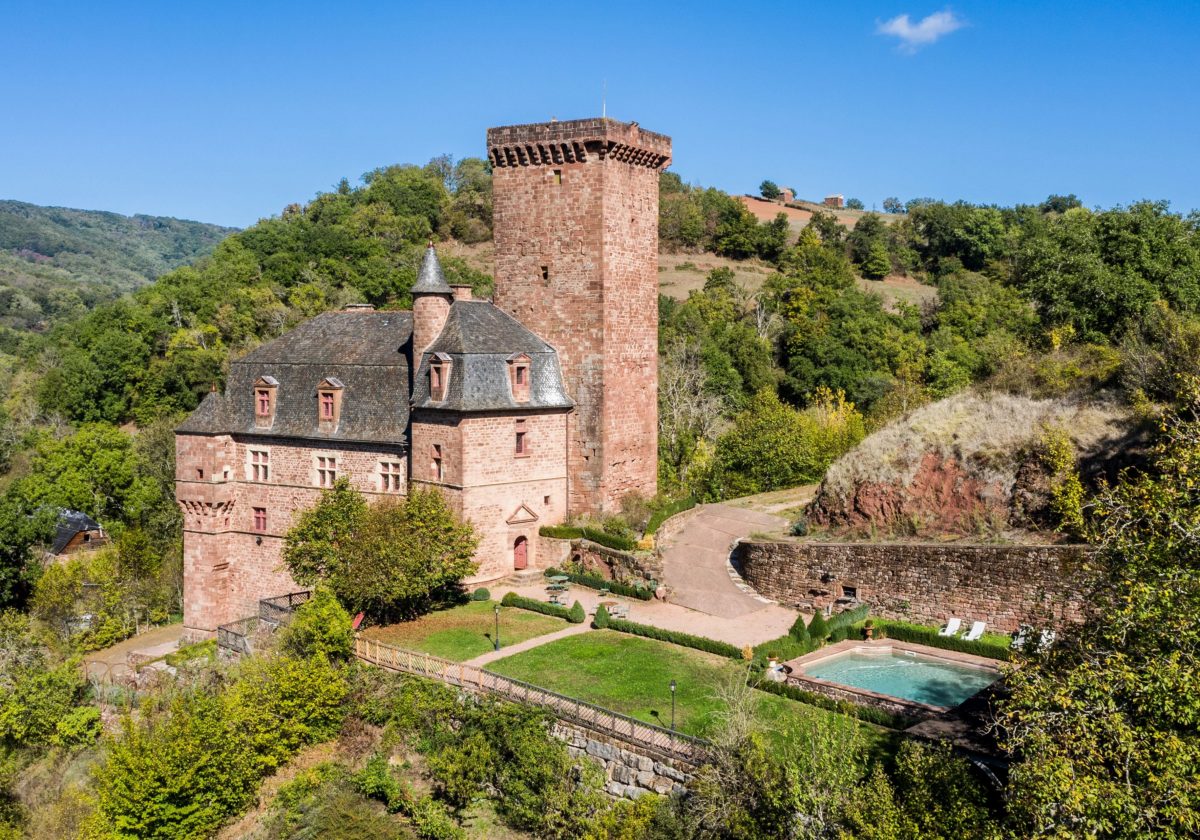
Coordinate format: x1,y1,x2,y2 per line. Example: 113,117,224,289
412,244,452,295
177,309,413,445
51,509,103,556
411,301,573,412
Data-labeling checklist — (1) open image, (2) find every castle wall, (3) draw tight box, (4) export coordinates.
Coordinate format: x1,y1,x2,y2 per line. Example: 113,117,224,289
177,432,407,637
411,411,568,582
490,119,670,514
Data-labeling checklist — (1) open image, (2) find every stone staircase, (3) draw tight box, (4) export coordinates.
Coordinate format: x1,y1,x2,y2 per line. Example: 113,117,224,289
500,567,546,587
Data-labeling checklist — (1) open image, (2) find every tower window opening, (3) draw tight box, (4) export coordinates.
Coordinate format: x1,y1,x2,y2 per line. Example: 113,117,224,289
540,265,549,282
553,169,562,185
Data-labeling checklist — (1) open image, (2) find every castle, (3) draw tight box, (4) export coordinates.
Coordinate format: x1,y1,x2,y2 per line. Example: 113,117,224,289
175,118,672,637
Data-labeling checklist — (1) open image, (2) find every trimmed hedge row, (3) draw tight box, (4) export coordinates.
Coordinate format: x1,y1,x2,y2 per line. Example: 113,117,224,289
827,604,869,631
645,496,697,536
545,567,654,601
500,592,584,624
875,620,1012,661
537,525,639,553
753,678,913,730
605,618,742,659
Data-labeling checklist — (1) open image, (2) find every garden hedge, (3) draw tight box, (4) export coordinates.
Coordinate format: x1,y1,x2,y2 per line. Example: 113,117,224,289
753,678,913,730
500,592,574,622
645,496,697,536
875,620,1012,661
606,618,742,659
544,567,654,600
537,525,639,552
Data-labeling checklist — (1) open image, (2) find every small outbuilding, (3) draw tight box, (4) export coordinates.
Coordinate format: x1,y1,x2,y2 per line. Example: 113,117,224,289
49,509,109,559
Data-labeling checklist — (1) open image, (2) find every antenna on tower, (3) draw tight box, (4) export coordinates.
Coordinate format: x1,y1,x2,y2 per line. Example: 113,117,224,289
602,79,607,119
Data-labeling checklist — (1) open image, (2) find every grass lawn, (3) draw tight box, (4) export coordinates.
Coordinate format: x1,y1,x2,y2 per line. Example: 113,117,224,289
485,631,894,755
362,601,567,662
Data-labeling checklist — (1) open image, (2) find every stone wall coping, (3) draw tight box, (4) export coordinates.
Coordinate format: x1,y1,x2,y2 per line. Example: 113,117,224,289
739,538,1093,553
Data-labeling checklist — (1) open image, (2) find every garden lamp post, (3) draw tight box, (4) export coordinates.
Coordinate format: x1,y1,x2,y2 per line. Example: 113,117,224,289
670,679,677,731
494,604,501,651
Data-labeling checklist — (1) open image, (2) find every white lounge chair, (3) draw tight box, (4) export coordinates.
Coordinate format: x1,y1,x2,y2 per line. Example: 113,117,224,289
1012,624,1031,649
963,621,986,642
938,618,962,637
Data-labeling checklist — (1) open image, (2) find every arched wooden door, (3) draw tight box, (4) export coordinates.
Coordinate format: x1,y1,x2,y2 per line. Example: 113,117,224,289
513,536,529,570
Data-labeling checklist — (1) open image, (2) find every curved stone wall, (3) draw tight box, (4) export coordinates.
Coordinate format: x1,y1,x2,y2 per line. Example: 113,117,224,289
733,540,1097,632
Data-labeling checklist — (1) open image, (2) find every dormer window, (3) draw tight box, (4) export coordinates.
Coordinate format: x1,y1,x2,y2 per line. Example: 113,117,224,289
316,377,344,431
429,352,451,402
254,376,279,428
508,353,531,403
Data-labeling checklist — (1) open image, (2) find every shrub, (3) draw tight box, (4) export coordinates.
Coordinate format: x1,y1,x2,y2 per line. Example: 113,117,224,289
606,618,742,659
470,587,491,602
875,620,1012,661
788,613,811,642
827,604,870,632
539,525,582,540
580,527,638,552
545,567,654,600
592,604,610,629
281,588,354,661
753,679,913,729
789,518,809,537
500,592,572,621
645,496,697,536
51,705,101,748
567,601,586,624
807,611,829,642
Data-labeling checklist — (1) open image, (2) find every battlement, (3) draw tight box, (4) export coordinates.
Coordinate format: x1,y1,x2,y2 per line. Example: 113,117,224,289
487,118,671,170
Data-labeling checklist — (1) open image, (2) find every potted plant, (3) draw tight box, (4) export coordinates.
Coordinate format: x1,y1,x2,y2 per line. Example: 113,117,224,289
863,619,875,641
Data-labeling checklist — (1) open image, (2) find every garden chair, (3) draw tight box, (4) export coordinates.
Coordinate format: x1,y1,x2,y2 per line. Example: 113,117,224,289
1012,624,1031,649
938,617,962,637
963,620,986,641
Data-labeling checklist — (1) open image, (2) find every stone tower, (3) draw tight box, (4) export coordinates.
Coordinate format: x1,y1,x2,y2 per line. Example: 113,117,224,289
488,118,671,515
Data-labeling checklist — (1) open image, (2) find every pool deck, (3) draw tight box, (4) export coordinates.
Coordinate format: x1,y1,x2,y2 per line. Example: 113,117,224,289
782,639,1005,717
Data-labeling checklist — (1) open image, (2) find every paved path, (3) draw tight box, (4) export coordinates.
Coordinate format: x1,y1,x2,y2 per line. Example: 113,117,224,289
660,503,788,618
82,622,184,681
464,621,592,667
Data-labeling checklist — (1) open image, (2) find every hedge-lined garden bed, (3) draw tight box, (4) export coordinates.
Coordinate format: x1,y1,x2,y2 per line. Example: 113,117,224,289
544,567,655,600
500,592,585,624
873,619,1013,661
537,525,638,552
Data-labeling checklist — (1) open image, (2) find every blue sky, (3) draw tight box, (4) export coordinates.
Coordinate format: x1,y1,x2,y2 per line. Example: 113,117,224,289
2,1,1197,228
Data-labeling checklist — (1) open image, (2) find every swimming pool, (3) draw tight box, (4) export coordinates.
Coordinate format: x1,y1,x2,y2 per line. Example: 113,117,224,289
799,647,999,708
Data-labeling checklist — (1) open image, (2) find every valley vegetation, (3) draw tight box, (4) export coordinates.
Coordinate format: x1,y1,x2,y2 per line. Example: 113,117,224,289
0,157,1199,836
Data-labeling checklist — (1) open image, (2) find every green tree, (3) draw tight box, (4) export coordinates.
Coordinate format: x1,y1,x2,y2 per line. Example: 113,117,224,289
846,197,865,210
759,180,782,200
280,587,354,661
1001,389,1200,838
882,197,904,214
284,481,478,618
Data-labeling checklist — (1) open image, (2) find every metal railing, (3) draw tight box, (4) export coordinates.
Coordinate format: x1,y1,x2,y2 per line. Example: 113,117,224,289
216,616,260,655
259,590,312,625
354,636,708,764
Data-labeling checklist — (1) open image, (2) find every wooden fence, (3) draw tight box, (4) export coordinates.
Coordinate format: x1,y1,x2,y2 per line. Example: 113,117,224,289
354,636,708,765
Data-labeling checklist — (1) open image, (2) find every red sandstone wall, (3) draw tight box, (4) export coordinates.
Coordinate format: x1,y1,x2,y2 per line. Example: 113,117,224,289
411,412,568,581
177,432,408,637
733,540,1097,632
490,119,669,515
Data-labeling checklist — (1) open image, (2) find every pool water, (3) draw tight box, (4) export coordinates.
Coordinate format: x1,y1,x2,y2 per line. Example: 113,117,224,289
801,649,998,708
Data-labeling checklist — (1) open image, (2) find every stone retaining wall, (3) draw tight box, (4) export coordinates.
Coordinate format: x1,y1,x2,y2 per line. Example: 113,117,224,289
571,540,664,589
553,721,693,799
733,540,1097,632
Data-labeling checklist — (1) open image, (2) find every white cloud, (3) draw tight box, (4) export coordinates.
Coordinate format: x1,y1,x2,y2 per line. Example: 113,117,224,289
877,9,966,52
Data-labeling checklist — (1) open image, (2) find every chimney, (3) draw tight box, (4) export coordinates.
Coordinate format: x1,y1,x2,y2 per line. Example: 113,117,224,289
450,284,473,302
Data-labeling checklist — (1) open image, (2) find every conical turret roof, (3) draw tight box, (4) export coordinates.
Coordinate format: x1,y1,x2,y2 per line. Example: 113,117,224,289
412,243,452,295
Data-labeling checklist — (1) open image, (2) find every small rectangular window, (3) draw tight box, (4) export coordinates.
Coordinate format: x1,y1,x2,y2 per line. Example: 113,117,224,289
515,365,527,385
250,450,270,482
543,495,551,506
515,431,527,456
256,389,272,417
320,391,335,420
380,461,403,492
553,169,562,185
431,444,443,480
253,507,267,532
316,456,337,487
540,265,549,281
196,468,204,480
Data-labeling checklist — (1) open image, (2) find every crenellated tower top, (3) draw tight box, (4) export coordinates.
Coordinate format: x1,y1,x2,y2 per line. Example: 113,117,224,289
487,118,671,171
